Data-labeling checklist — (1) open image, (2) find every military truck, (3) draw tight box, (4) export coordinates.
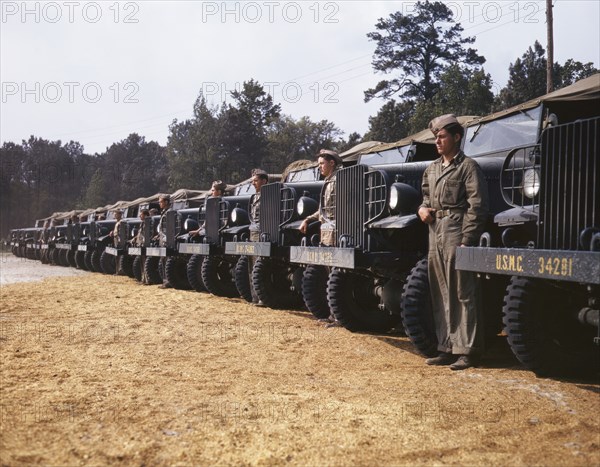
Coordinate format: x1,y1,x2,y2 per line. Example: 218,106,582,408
443,74,600,376
117,194,161,283
76,207,119,273
223,163,322,306
192,180,256,298
101,196,161,277
141,189,206,288
288,129,468,331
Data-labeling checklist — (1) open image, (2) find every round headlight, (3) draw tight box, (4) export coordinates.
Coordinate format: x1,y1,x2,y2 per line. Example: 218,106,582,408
230,209,237,223
297,198,305,217
296,196,318,219
389,186,399,212
522,169,540,199
388,182,420,215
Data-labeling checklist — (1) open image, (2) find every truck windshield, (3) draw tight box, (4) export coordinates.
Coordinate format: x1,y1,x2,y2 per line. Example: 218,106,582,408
464,105,542,157
286,167,319,182
234,183,256,196
359,145,412,165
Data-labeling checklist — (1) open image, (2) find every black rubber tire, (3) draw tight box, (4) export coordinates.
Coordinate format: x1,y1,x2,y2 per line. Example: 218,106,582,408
67,250,77,268
186,254,206,292
119,255,134,277
132,256,143,282
91,250,102,273
84,250,95,272
144,256,162,285
75,251,87,270
252,257,299,309
165,257,191,290
502,276,598,377
201,255,238,297
100,250,116,274
328,268,400,333
400,258,438,357
50,248,60,265
234,256,253,302
11,246,18,257
302,265,330,319
60,248,71,267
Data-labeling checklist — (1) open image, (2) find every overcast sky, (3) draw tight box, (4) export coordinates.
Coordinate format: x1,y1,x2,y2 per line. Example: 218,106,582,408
1,0,598,154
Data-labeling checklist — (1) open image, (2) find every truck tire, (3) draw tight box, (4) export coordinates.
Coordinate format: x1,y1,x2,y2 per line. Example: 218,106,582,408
503,276,598,376
201,256,238,297
59,248,70,267
234,256,253,302
100,251,117,275
75,251,87,270
186,254,206,292
67,250,77,268
302,265,330,319
50,248,60,265
144,256,162,285
400,258,437,357
252,258,300,308
119,255,134,277
91,250,102,273
132,256,143,282
328,268,399,333
165,257,191,290
84,251,95,271
100,250,116,274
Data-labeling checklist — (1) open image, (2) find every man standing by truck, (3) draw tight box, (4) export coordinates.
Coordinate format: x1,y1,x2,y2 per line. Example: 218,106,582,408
299,149,342,246
155,194,172,289
249,169,269,304
417,114,488,370
300,149,342,326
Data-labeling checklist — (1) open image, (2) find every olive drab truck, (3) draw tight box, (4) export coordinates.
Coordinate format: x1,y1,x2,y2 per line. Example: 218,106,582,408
451,73,600,376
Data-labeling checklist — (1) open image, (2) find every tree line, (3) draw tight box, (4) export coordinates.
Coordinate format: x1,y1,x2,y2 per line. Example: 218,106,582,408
1,1,596,237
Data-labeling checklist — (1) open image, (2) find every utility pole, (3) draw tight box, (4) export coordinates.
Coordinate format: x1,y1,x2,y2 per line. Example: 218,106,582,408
546,0,554,93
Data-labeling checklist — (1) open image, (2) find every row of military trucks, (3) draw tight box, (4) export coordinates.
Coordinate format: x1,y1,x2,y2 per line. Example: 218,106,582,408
7,74,599,377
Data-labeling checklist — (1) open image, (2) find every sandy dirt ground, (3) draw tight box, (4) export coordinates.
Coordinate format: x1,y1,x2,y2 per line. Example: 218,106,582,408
0,253,599,466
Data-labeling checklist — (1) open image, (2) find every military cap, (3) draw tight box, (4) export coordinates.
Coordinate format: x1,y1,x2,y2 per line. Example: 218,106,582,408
429,114,459,135
212,180,227,192
318,148,342,165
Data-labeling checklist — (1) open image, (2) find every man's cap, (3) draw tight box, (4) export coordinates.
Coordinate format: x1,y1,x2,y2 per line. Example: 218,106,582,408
318,149,342,165
429,114,459,135
159,194,171,202
251,168,268,177
212,180,227,192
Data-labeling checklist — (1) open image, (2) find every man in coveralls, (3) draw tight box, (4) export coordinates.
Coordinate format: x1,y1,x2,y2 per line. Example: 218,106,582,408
300,149,342,327
417,114,488,370
248,169,269,304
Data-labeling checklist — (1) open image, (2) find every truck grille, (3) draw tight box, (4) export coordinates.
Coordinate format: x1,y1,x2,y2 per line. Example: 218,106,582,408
281,187,296,225
118,222,128,248
365,169,387,222
166,210,177,249
89,223,97,243
538,116,599,250
205,197,223,245
336,165,366,248
501,145,541,209
260,183,282,244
